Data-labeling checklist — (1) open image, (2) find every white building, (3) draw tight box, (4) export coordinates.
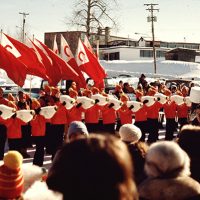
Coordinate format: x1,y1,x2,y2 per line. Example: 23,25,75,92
99,37,200,62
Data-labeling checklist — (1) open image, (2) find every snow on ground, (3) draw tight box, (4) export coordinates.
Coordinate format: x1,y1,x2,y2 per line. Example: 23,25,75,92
1,59,200,88
100,60,200,80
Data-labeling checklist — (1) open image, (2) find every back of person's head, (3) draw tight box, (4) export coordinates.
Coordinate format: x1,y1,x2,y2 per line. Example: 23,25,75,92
47,134,138,200
144,141,190,178
178,125,200,157
119,124,142,144
67,121,89,142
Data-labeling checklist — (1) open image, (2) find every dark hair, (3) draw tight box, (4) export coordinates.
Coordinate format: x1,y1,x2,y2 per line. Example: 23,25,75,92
47,134,138,200
178,125,200,182
178,125,200,157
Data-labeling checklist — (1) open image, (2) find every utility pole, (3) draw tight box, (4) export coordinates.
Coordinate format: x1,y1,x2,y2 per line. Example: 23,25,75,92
144,3,159,74
19,12,29,43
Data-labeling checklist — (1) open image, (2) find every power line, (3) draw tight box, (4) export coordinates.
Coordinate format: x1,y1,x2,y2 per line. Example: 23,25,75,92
144,3,159,74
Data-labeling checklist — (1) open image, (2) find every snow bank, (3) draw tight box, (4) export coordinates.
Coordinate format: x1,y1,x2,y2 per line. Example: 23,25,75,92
100,60,200,80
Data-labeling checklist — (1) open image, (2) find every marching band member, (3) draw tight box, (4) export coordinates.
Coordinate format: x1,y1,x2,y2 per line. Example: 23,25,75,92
30,99,47,166
83,89,101,133
48,87,68,160
163,98,177,140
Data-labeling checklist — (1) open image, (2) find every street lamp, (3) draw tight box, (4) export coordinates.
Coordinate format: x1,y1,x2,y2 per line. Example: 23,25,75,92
134,32,150,37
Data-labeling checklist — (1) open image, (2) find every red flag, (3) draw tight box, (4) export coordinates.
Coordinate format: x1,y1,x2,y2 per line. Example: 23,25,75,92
0,44,27,87
35,39,80,86
84,35,99,59
76,39,107,88
28,39,53,84
33,39,62,86
2,33,48,80
60,34,86,88
53,35,59,54
84,35,94,54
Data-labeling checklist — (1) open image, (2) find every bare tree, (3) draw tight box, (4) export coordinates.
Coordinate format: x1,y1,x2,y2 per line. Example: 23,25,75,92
67,0,119,36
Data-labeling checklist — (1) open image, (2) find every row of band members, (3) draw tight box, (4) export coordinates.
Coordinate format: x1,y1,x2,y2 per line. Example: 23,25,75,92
0,81,196,167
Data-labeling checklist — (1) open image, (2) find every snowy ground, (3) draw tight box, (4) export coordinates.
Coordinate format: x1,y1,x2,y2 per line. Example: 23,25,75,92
100,59,200,81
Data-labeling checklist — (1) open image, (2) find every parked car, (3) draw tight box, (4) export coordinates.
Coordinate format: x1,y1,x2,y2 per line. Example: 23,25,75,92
165,79,193,89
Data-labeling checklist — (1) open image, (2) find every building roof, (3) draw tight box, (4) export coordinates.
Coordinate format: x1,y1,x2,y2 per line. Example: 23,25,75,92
166,48,196,54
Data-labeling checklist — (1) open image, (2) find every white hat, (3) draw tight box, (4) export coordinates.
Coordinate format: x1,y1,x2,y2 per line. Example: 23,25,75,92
68,121,89,139
144,141,190,178
190,86,200,104
119,124,142,143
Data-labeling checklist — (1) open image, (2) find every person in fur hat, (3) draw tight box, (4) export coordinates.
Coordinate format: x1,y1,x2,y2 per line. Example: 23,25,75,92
119,124,148,185
139,141,200,200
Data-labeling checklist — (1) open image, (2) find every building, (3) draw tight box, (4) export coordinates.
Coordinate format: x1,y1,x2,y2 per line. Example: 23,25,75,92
44,31,200,62
44,28,131,55
165,48,196,62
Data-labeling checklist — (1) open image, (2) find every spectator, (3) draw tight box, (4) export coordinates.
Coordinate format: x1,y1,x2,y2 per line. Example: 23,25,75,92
119,124,148,185
47,134,138,200
135,84,144,102
139,141,200,200
191,104,200,126
178,125,200,183
66,121,89,142
138,74,147,89
123,82,135,94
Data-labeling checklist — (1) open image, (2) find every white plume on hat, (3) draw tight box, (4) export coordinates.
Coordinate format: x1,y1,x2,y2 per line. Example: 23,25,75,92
144,141,190,178
119,124,142,143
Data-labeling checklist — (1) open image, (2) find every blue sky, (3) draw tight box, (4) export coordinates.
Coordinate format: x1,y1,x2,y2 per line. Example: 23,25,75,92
1,0,200,43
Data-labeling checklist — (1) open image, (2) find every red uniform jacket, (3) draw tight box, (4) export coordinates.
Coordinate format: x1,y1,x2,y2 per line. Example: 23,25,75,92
117,105,133,125
67,105,85,125
30,114,46,137
51,103,68,125
85,104,101,124
2,117,26,139
177,103,190,118
101,104,116,124
163,101,177,119
146,101,163,119
134,106,147,122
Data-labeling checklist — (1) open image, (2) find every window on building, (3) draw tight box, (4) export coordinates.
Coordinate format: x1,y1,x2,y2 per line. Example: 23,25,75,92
185,44,192,49
192,45,199,50
168,43,176,48
103,52,119,60
156,50,166,57
140,50,153,57
176,43,184,48
160,42,168,48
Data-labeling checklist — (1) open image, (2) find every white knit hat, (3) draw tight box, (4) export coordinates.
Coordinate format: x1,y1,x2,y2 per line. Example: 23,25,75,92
68,121,89,139
144,141,190,178
119,124,142,143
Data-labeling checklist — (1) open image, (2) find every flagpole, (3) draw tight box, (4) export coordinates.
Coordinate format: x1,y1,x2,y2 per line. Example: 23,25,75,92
0,29,3,44
96,39,99,60
28,33,33,97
